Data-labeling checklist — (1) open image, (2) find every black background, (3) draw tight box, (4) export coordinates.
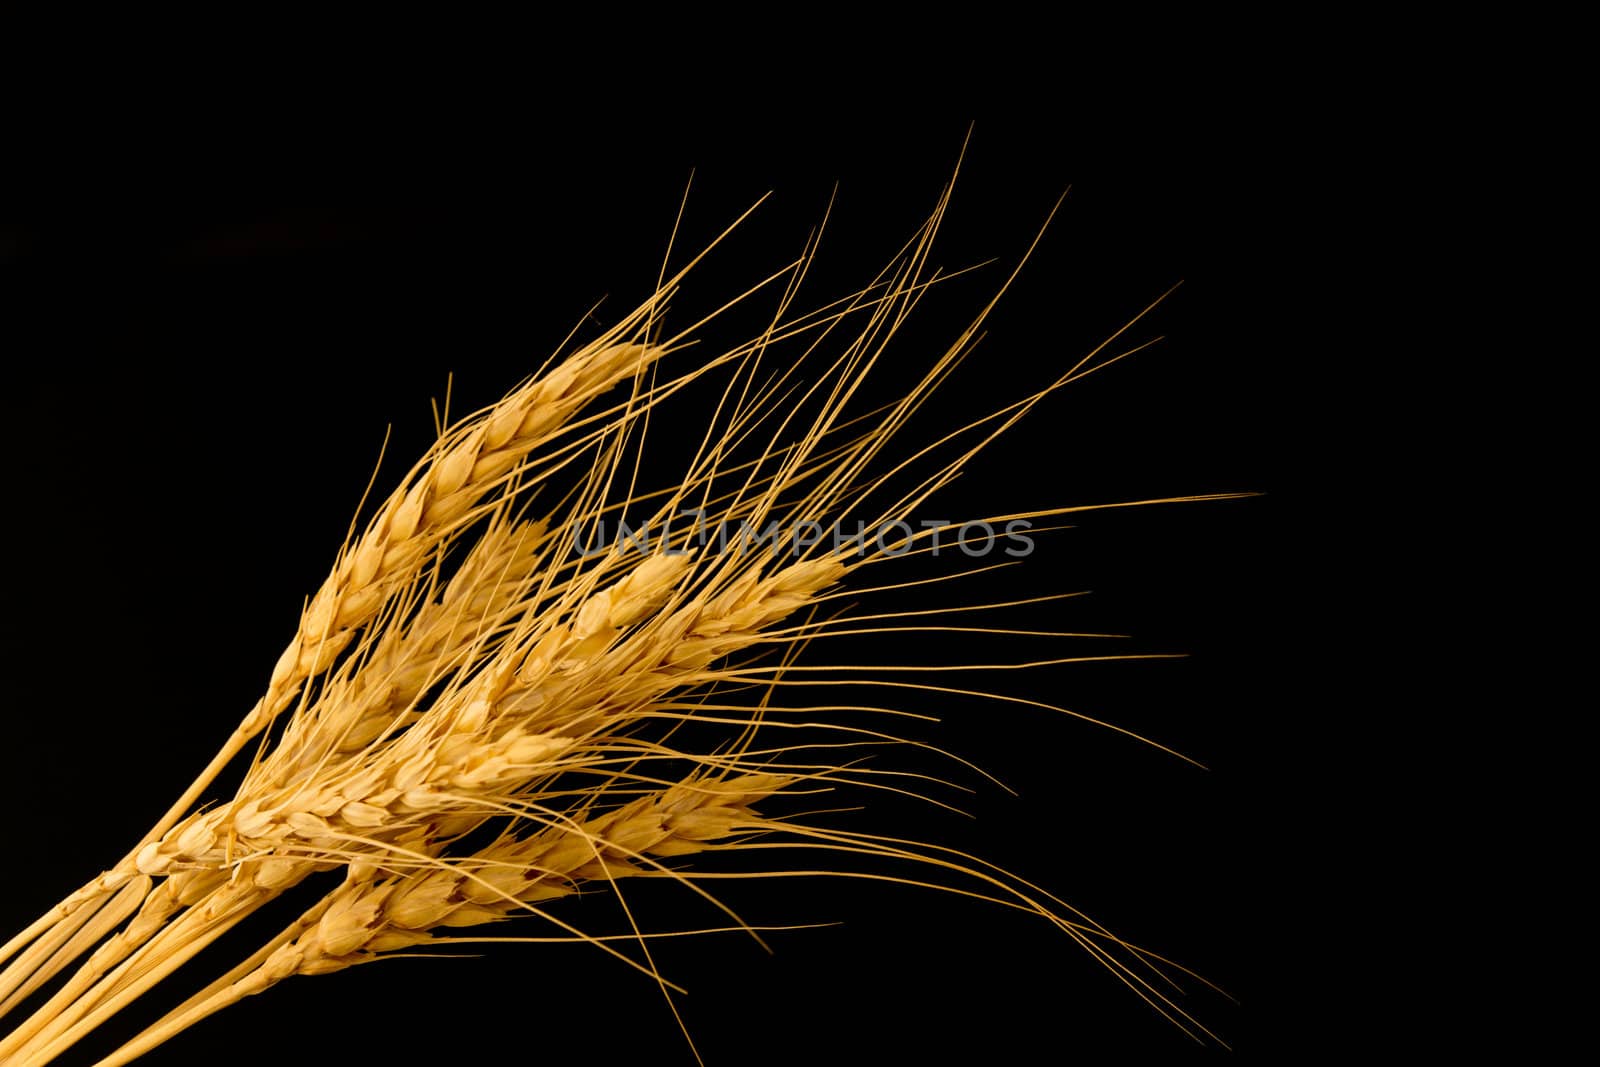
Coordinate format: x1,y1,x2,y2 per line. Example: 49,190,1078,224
2,114,1286,1063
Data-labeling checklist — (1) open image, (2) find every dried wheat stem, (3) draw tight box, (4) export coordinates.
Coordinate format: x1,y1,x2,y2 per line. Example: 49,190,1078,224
0,872,239,1062
88,965,273,1067
12,883,268,1067
77,892,345,1067
0,877,150,1021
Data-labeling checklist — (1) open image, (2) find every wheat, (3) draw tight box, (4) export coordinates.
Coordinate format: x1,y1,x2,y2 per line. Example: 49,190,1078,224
0,166,1235,1064
0,338,668,951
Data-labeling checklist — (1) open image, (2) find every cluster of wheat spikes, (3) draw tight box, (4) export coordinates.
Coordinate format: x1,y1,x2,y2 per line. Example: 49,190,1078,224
0,177,1232,1065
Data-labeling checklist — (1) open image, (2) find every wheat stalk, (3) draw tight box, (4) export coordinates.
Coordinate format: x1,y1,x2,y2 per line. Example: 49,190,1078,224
0,167,1235,1065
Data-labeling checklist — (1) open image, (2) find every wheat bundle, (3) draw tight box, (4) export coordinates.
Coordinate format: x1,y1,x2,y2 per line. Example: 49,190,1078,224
0,162,1238,1065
